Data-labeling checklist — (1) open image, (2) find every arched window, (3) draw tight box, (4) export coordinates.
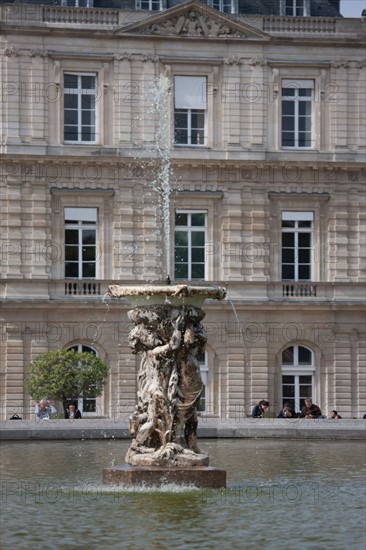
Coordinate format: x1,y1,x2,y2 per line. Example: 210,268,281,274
281,345,315,413
68,344,99,416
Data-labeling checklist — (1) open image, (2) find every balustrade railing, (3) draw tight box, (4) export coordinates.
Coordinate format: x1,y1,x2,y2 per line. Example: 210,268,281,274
42,6,119,25
65,281,101,296
282,283,317,298
263,16,337,33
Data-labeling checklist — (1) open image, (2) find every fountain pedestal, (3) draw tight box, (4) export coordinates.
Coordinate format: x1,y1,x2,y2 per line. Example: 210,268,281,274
103,284,227,488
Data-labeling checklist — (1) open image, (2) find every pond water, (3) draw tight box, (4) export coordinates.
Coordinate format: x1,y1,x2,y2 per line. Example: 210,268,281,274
1,439,365,549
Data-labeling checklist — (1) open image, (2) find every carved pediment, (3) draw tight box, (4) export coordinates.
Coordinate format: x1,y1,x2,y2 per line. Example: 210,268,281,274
117,0,269,40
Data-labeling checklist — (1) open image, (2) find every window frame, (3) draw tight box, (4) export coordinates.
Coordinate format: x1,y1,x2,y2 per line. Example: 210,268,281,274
210,0,236,14
64,208,98,280
281,211,313,282
61,0,94,6
174,75,208,148
281,345,315,413
281,79,314,150
63,72,98,145
174,210,208,281
68,344,100,417
136,0,163,10
281,0,309,16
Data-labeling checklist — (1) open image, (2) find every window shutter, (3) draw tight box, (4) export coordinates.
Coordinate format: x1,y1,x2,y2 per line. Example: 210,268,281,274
174,76,207,109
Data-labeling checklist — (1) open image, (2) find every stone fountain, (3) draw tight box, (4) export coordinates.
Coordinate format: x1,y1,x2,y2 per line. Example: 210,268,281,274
103,74,226,487
103,283,227,488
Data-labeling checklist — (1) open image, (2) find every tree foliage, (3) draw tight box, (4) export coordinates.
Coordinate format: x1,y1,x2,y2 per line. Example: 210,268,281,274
25,349,109,413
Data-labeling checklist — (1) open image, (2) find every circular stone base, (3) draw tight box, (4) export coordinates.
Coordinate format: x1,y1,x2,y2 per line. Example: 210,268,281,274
103,464,226,488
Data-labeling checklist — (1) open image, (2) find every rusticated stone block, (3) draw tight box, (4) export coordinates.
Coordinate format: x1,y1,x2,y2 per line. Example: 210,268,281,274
103,465,226,488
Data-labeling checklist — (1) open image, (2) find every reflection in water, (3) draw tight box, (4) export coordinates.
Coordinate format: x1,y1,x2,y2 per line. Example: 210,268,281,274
1,439,365,550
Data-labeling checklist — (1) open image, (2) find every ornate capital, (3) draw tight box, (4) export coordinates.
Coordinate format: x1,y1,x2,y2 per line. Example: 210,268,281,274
4,47,21,57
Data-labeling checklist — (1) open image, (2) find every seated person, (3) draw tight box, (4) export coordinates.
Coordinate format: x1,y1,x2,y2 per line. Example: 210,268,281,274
65,403,82,419
330,410,342,419
299,398,322,418
35,399,53,420
277,402,297,418
251,400,270,418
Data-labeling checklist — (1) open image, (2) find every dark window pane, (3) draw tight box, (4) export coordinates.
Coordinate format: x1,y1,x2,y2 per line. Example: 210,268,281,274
65,246,78,261
282,220,295,228
65,230,79,244
298,133,312,147
298,346,312,365
64,128,78,141
81,129,94,141
282,249,295,263
81,95,95,109
298,220,312,228
175,213,187,226
175,248,188,263
282,265,294,280
299,375,313,384
282,233,295,246
298,249,310,263
191,110,205,127
81,76,95,90
282,87,295,97
82,263,95,278
282,101,295,116
64,95,78,108
191,264,205,279
191,232,205,246
82,230,96,245
175,263,188,279
83,399,96,413
282,116,295,131
282,133,295,147
64,111,78,125
282,347,294,365
282,375,295,384
82,247,96,261
174,129,188,144
298,233,311,247
175,231,188,246
191,130,205,145
192,248,205,262
191,213,205,227
299,89,312,97
64,74,78,88
298,265,311,280
282,385,295,398
65,262,79,278
174,110,188,127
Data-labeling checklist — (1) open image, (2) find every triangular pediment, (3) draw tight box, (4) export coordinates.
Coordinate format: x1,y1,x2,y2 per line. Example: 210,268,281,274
116,0,270,40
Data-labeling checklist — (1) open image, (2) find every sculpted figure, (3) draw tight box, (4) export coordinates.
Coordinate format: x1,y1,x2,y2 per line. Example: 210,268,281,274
126,305,208,466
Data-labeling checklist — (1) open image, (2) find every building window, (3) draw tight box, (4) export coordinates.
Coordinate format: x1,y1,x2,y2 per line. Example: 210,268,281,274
281,79,314,149
64,73,97,143
282,345,315,413
137,0,162,10
210,0,236,14
197,352,208,412
69,344,99,416
174,210,207,280
281,211,313,281
64,208,97,279
284,0,307,16
62,0,94,6
174,76,207,146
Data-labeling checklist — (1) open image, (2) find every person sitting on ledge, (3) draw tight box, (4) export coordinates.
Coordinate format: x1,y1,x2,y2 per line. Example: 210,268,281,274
251,400,270,418
65,403,82,419
330,410,342,419
299,398,322,418
277,402,297,418
35,399,53,420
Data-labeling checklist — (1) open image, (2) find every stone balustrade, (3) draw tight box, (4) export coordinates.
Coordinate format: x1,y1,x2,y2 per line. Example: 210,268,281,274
42,6,119,26
263,15,337,33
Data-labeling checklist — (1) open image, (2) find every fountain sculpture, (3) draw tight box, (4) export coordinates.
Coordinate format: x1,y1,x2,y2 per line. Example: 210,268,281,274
103,75,226,487
103,284,227,487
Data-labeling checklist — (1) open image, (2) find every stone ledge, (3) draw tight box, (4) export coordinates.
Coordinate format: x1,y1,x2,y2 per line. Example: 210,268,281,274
0,419,364,440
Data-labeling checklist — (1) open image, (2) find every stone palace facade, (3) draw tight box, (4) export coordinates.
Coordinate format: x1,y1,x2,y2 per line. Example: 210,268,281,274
0,0,365,420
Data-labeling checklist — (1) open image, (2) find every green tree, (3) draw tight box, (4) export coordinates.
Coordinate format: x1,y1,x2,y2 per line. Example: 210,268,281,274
25,349,109,415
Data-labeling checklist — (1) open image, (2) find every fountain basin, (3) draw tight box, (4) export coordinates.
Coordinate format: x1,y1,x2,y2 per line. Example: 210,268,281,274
108,284,226,307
